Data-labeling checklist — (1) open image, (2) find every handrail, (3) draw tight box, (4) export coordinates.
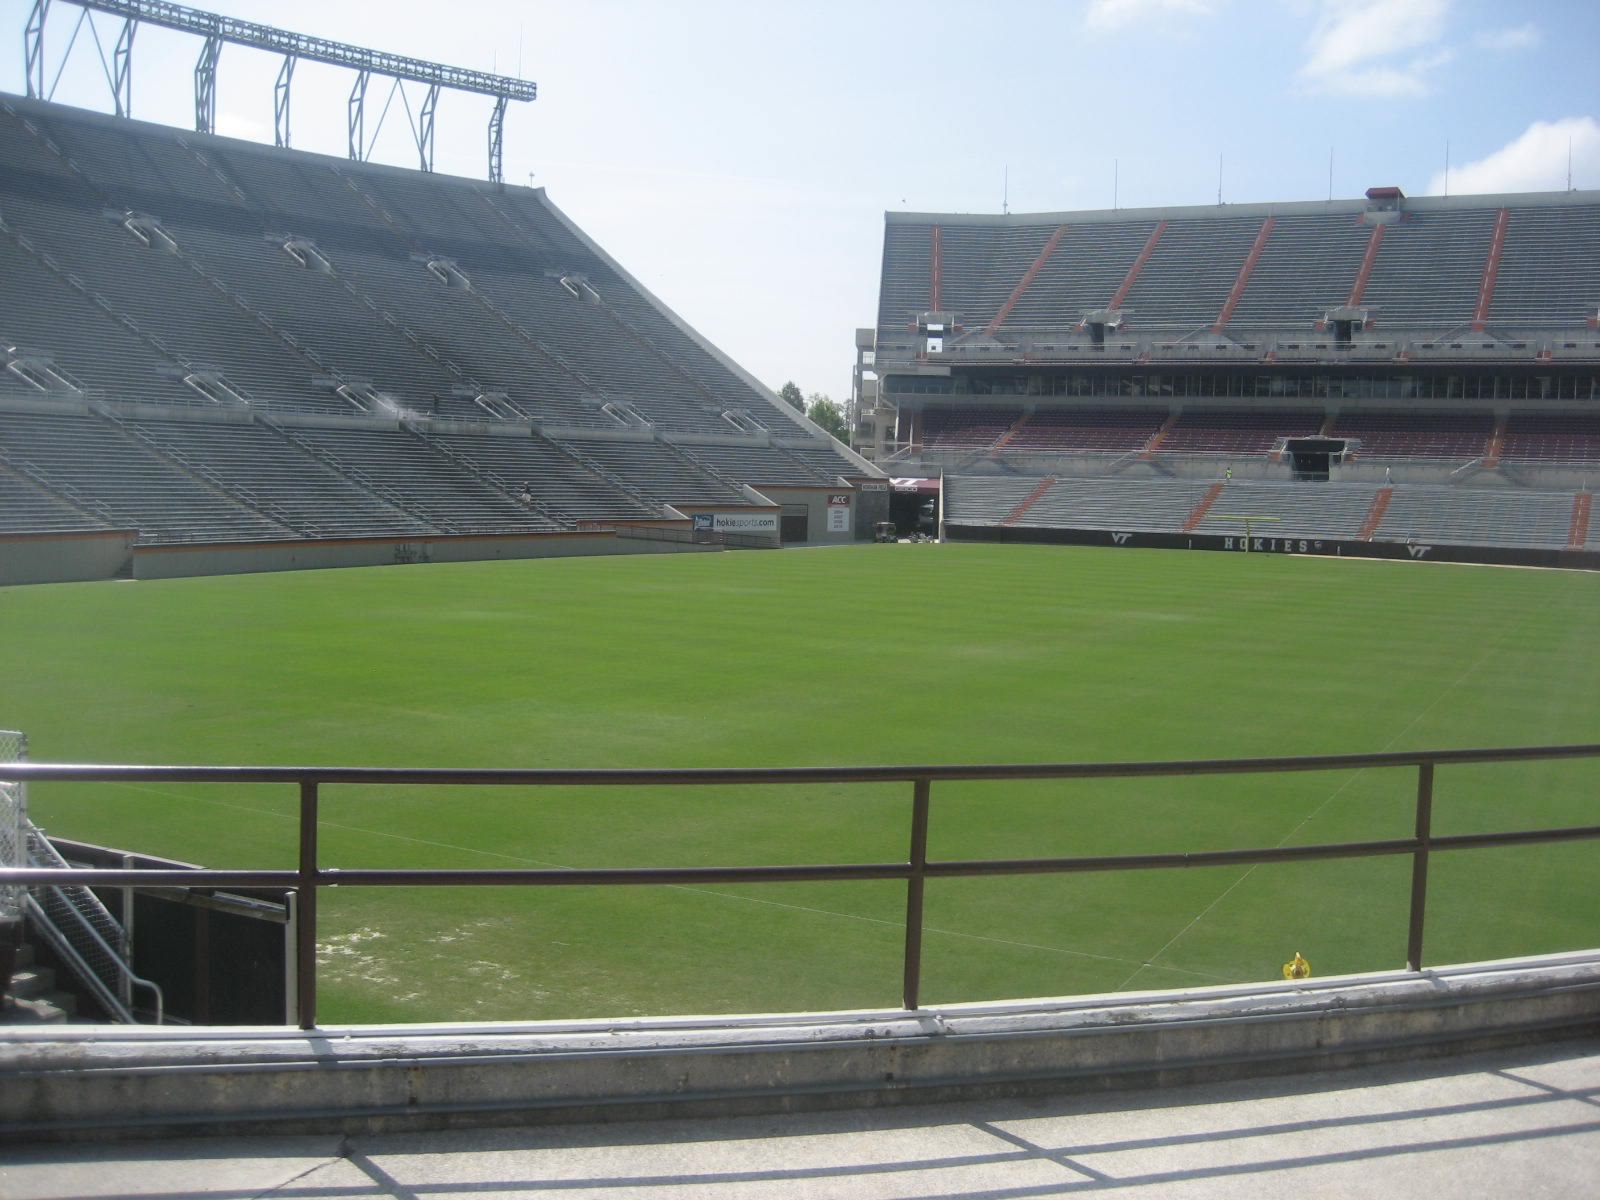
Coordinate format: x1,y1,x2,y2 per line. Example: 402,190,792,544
2,744,1598,1031
24,824,165,1024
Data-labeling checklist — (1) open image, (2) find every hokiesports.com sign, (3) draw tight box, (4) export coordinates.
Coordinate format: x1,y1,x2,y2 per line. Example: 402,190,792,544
692,512,779,534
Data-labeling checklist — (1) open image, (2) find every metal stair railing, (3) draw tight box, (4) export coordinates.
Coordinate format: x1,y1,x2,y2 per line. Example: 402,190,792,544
24,825,163,1024
1,729,161,1023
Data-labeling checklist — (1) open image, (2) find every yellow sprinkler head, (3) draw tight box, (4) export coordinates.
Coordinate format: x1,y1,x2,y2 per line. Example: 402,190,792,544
1283,952,1311,980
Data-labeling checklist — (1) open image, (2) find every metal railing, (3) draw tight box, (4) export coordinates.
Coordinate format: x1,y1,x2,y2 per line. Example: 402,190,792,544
24,827,164,1024
2,744,1598,1030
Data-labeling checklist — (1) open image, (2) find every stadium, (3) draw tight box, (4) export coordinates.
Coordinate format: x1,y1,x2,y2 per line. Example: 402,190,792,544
2,0,1599,1168
859,189,1600,566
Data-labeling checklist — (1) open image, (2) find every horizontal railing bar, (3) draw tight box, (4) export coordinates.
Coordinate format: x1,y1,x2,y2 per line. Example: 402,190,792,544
7,823,1598,891
2,743,1598,787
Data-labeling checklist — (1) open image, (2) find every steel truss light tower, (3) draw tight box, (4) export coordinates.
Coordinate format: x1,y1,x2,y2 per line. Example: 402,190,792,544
21,0,536,181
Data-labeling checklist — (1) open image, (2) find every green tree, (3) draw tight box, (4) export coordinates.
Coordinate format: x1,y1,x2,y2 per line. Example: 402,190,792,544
806,393,849,442
777,381,805,412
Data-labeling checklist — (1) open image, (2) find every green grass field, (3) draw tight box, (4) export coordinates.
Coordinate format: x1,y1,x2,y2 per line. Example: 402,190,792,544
2,543,1597,1022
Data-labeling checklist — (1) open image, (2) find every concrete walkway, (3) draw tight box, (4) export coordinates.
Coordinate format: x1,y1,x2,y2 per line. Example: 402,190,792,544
4,1039,1598,1199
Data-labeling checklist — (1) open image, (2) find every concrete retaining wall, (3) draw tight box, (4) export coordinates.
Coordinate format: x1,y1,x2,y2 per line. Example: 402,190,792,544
0,530,136,586
3,952,1596,1142
130,530,705,581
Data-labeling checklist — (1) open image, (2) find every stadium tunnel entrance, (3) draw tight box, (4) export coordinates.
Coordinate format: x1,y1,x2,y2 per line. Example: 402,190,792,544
1283,437,1351,482
889,478,941,537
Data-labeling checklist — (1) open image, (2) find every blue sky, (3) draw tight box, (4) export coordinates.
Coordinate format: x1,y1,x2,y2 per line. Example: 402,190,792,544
3,0,1597,406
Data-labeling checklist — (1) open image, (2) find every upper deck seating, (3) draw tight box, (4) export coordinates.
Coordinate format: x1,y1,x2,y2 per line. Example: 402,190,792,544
1226,213,1372,329
1121,216,1264,330
1489,206,1600,328
1360,209,1497,330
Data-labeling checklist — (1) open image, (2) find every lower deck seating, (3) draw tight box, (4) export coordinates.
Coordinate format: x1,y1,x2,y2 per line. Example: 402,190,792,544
0,410,292,543
1377,485,1574,548
0,465,107,533
947,472,1584,550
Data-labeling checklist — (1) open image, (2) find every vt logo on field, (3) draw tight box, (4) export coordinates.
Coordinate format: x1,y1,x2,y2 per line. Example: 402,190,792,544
1110,532,1134,545
1407,544,1433,559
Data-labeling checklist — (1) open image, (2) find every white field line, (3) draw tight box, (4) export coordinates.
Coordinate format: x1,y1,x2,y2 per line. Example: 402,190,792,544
1115,585,1558,991
106,783,1225,982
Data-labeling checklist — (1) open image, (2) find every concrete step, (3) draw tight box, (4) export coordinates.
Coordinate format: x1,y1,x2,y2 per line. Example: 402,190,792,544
1,993,73,1024
5,941,85,1024
9,964,59,999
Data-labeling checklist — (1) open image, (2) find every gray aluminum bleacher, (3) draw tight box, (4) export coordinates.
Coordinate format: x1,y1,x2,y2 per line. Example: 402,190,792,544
783,443,858,480
1360,209,1497,330
1121,216,1264,330
875,222,933,333
1491,205,1600,328
1190,481,1378,539
684,442,834,486
0,409,292,542
424,429,656,524
125,416,434,539
937,224,1056,331
0,109,342,416
286,426,557,533
0,232,190,407
1377,485,1576,549
1226,213,1373,329
949,473,1580,552
1006,221,1157,330
947,475,1213,532
1020,477,1214,531
0,463,106,533
940,475,1039,525
561,437,744,505
0,95,873,542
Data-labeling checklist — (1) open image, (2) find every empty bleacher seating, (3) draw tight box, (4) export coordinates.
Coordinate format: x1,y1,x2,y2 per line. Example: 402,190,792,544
0,95,868,545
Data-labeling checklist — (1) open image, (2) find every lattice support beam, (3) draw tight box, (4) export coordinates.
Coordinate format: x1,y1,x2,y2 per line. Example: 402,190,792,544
24,0,50,99
193,31,219,134
347,69,368,162
111,13,133,115
22,0,536,182
273,53,294,148
419,82,439,172
488,94,508,184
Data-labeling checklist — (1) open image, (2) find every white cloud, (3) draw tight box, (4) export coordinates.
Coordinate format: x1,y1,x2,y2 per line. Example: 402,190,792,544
1085,0,1214,33
1426,116,1600,195
1298,0,1453,96
1474,24,1541,52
